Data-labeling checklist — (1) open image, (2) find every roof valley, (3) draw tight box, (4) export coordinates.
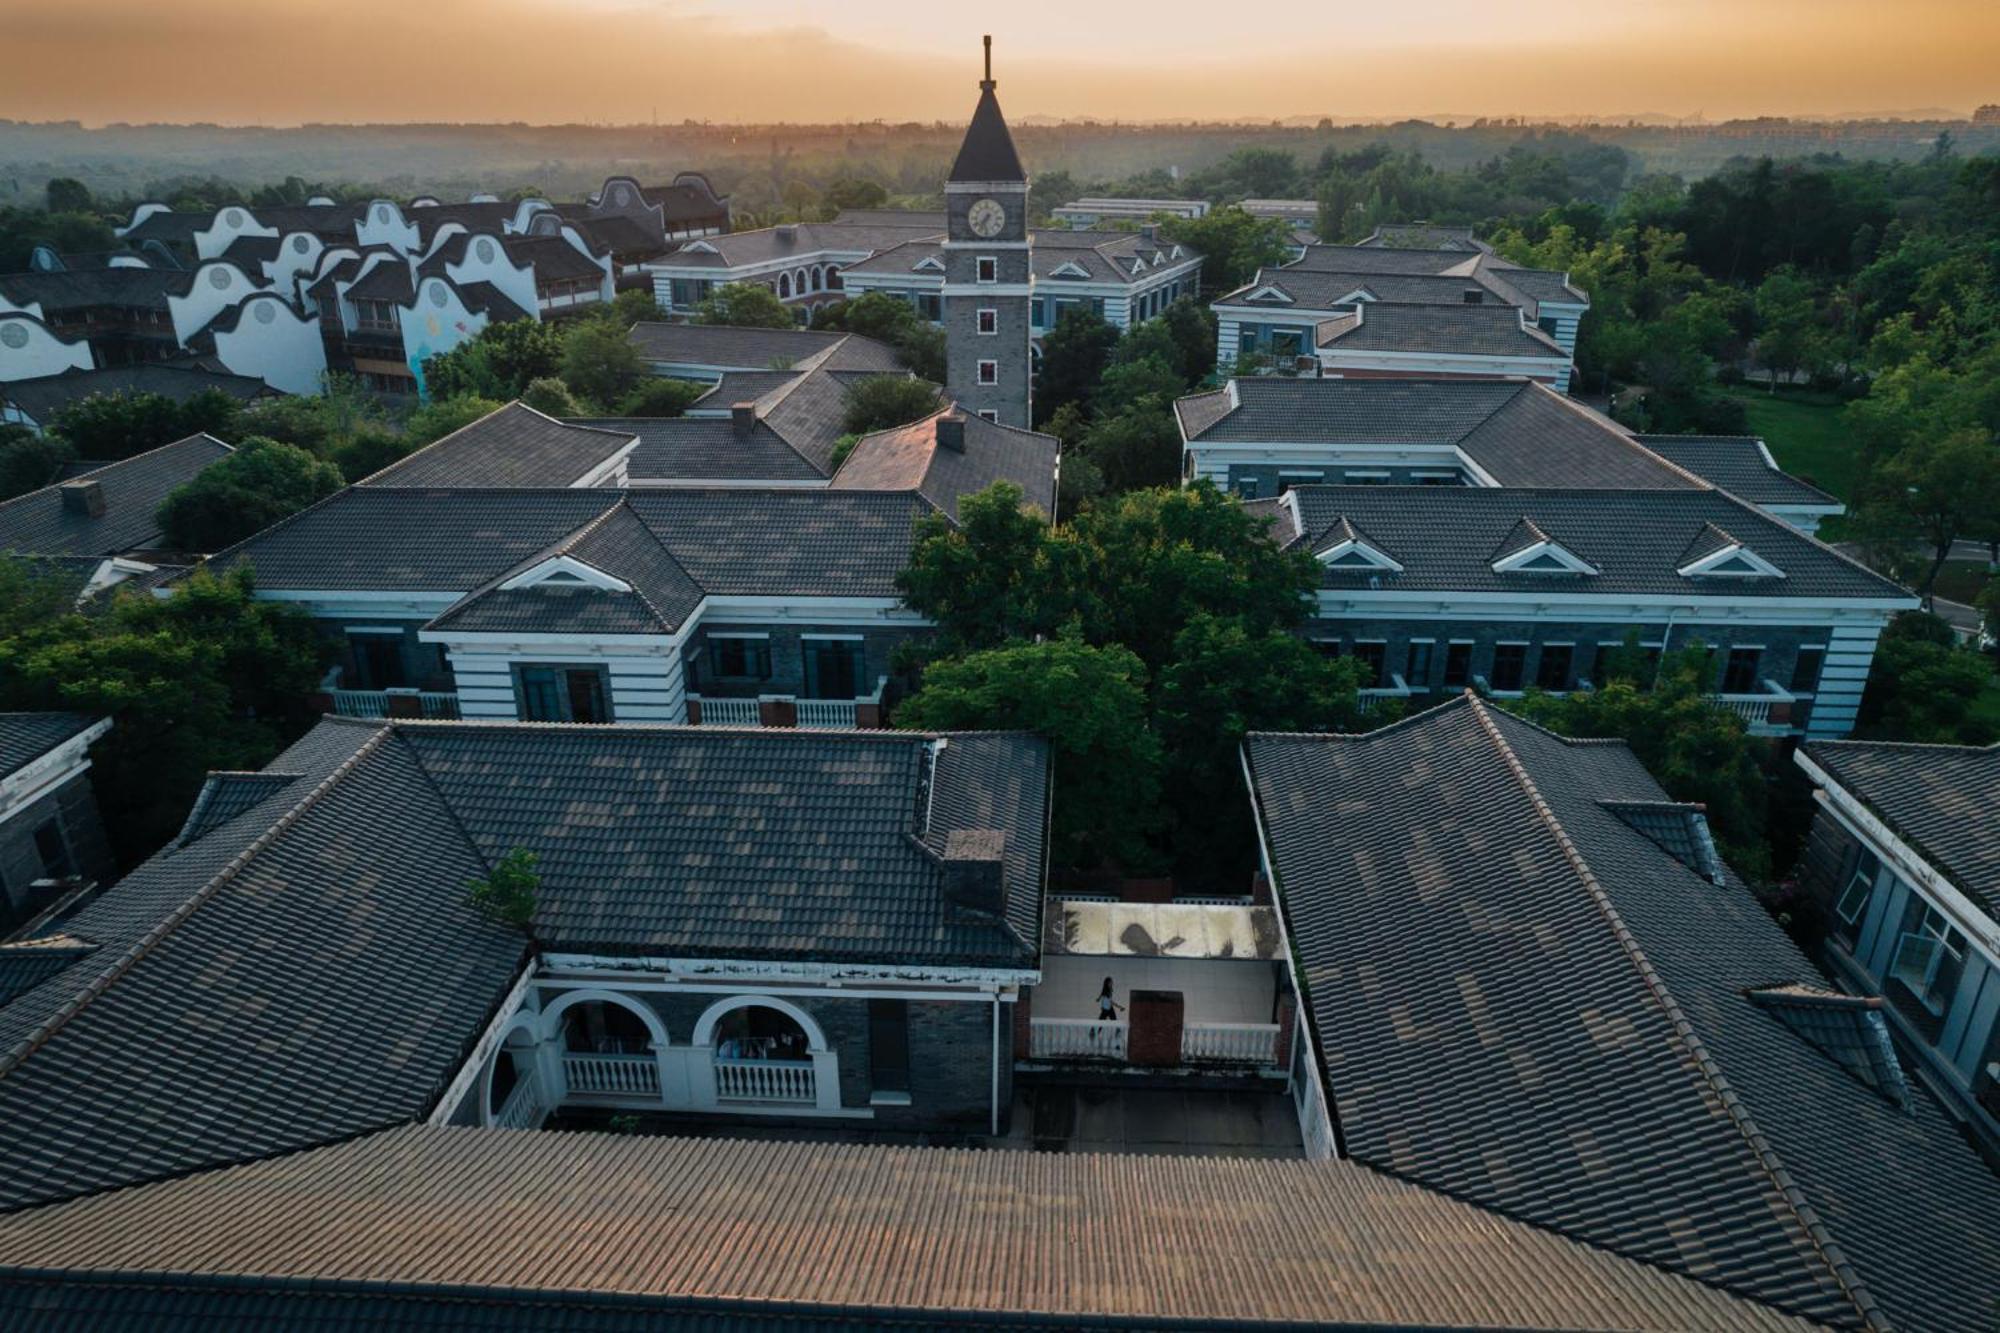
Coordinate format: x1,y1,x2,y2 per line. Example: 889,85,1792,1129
1465,699,1884,1330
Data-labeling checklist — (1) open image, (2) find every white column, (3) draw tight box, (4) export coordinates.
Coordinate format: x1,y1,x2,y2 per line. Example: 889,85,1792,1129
811,1050,842,1111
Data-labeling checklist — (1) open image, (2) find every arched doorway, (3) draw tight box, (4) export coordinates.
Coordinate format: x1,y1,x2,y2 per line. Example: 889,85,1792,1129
538,990,668,1102
483,1020,543,1128
561,999,653,1055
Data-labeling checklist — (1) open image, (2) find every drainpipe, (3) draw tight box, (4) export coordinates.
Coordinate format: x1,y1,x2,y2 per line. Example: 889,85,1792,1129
990,992,1001,1137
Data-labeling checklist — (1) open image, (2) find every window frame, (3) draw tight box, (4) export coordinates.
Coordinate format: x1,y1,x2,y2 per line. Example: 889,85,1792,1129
975,256,997,284
976,307,998,335
1489,641,1529,693
1534,642,1575,692
1442,640,1474,688
976,359,998,386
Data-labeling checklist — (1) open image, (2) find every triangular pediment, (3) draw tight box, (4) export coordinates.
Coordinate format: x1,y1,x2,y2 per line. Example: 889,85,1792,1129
1241,284,1293,305
913,255,945,273
1050,260,1092,280
1490,518,1597,576
1313,517,1403,573
1678,523,1784,580
498,553,632,593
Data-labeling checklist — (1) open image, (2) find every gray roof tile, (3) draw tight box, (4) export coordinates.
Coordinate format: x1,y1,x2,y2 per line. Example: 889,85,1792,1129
0,713,100,779
0,434,232,557
1636,435,1841,508
1803,740,2000,918
832,408,1057,521
1316,302,1565,357
360,403,634,489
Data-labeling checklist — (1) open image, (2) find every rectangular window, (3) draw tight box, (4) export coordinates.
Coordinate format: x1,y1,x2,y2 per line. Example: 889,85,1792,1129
977,409,999,423
1270,330,1303,358
349,632,407,691
1538,315,1561,337
1412,470,1461,486
803,636,865,700
1833,847,1879,947
1721,647,1762,695
976,256,997,283
1030,298,1047,327
1342,470,1389,485
868,999,911,1095
977,359,998,386
708,635,772,681
916,292,942,321
1352,641,1388,688
1490,643,1528,692
1233,475,1261,500
1276,471,1323,494
1311,638,1343,661
1405,640,1434,688
1888,900,1968,1026
1791,645,1826,694
1443,641,1474,688
517,665,612,724
976,307,998,335
32,819,73,881
1237,328,1259,355
1535,643,1574,692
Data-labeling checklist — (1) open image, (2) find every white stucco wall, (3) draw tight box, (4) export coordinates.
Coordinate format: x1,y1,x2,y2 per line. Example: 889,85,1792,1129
0,314,94,383
402,278,492,401
167,262,262,346
211,295,327,396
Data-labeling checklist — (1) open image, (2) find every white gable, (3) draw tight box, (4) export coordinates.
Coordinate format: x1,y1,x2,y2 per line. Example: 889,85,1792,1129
1679,543,1785,580
1316,536,1404,574
1492,539,1598,577
499,554,632,594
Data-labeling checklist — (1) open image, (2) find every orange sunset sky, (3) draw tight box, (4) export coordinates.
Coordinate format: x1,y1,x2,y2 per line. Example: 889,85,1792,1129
4,0,1997,126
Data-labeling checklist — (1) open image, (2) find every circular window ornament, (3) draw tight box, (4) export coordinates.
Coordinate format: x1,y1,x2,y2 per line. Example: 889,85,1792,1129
375,204,392,224
253,301,277,325
428,282,448,309
475,238,496,264
0,323,29,350
224,208,246,228
613,185,632,206
292,234,311,254
208,267,232,290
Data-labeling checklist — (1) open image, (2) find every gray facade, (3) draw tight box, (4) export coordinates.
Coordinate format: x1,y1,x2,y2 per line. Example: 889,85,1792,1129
1217,460,1471,494
0,773,113,931
681,624,918,703
944,187,1033,428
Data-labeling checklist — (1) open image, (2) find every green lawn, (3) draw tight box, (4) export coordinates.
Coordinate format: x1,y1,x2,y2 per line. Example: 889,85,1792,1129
1720,388,1858,501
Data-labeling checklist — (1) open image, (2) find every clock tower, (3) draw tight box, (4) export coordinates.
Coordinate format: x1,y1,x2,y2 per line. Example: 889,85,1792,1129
943,36,1032,428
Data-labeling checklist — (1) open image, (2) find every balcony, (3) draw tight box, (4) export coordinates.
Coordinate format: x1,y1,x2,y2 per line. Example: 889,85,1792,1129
1712,680,1801,735
714,1057,816,1104
1356,672,1413,714
1028,1017,1280,1067
562,1052,661,1099
320,665,461,720
687,677,888,730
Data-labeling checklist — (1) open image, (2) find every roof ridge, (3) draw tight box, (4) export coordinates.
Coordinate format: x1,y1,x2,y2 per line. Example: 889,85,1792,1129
586,499,701,629
1464,697,1885,1329
0,723,396,1083
0,434,233,517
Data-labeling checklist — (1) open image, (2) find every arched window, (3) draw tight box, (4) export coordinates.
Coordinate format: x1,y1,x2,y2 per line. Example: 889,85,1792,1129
826,267,843,291
778,273,791,298
481,1018,541,1127
538,988,669,1052
693,994,827,1053
794,268,808,296
809,265,823,292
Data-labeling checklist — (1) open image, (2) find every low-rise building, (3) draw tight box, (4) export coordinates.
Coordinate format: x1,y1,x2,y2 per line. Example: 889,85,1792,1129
1244,696,2000,1331
1793,739,2000,1153
1049,196,1209,226
643,213,948,318
0,364,271,437
1214,241,1587,390
0,433,231,562
0,714,113,934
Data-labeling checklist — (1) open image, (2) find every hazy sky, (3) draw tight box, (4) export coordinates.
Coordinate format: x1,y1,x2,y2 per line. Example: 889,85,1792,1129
6,0,1997,126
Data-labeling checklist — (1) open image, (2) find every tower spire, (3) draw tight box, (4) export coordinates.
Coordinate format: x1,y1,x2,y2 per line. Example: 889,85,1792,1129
981,35,993,90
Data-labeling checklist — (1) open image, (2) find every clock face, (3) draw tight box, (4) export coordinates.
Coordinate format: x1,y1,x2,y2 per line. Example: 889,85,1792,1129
967,197,1007,238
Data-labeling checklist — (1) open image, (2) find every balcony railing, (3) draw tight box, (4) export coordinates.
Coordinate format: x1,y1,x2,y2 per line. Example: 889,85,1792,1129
1356,673,1413,714
1029,1018,1128,1061
687,677,888,730
688,695,761,726
562,1052,661,1099
714,1057,816,1103
330,687,461,720
494,1066,546,1130
797,697,860,728
1181,1021,1281,1065
1713,680,1799,735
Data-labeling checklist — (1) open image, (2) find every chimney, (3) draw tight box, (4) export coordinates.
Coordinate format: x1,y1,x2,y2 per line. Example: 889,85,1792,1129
935,413,967,452
60,479,106,518
730,402,756,437
1140,223,1158,243
774,224,796,243
942,828,1006,916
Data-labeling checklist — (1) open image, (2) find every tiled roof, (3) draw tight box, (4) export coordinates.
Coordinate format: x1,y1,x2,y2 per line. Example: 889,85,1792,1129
451,280,531,324
1266,484,1910,601
841,231,1196,286
0,719,528,1212
751,365,873,474
651,218,944,270
1176,378,1694,489
341,258,414,304
0,713,100,779
832,408,1058,521
1221,267,1514,311
1275,245,1587,308
626,322,876,371
359,403,634,488
1803,739,2000,918
688,369,806,404
221,486,932,603
0,365,269,426
0,1123,1815,1331
0,267,189,316
1359,223,1491,252
949,83,1025,183
573,414,827,484
398,724,1045,963
1316,302,1565,357
500,233,606,284
566,214,669,259
428,502,704,635
1245,697,2000,1331
0,434,232,557
1635,435,1841,508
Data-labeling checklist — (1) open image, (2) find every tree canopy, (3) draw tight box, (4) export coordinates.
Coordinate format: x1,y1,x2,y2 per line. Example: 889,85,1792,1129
155,436,344,553
692,282,795,329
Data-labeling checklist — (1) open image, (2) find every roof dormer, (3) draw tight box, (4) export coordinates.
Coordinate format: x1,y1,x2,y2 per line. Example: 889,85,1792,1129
498,554,632,593
913,255,945,273
1314,517,1404,573
1678,523,1785,580
1240,283,1293,305
1049,260,1092,280
1490,518,1598,576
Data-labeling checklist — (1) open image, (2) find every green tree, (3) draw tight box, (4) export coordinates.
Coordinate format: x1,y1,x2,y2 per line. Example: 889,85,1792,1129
840,375,940,436
824,178,889,211
1159,206,1291,296
50,389,245,461
897,482,1071,651
467,847,540,931
0,557,76,637
44,178,93,214
402,395,505,447
520,376,584,417
601,288,662,326
692,282,795,329
1854,427,2000,603
0,428,76,502
616,377,706,417
558,318,643,409
0,566,329,861
812,290,948,382
1159,297,1218,384
1034,306,1121,427
423,319,566,401
896,634,1165,871
1512,644,1774,878
1856,612,1996,743
1753,265,1818,390
1072,407,1180,495
155,437,344,552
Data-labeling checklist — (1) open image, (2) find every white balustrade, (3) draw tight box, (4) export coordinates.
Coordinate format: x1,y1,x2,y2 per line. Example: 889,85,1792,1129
562,1052,661,1098
494,1066,545,1130
1180,1021,1281,1066
714,1057,816,1103
795,698,859,729
1029,1018,1128,1061
331,688,389,718
690,695,760,726
1712,682,1796,734
417,692,461,720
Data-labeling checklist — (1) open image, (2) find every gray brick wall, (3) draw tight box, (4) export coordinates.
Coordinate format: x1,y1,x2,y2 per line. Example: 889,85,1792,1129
682,625,920,701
